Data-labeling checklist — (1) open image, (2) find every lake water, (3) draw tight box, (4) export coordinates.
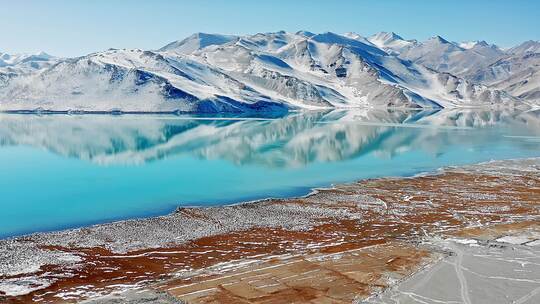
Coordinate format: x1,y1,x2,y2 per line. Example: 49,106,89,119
1,108,539,238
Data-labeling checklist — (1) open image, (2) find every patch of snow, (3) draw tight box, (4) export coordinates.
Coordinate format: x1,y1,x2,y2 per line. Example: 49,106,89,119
0,277,51,296
496,235,536,245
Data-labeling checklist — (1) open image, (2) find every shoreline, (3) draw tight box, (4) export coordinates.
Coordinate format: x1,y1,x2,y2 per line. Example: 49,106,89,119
0,103,535,116
1,157,539,303
2,156,533,242
0,167,435,241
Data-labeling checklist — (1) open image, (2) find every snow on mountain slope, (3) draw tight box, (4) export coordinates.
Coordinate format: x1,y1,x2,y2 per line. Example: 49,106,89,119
459,41,479,50
465,41,505,59
454,40,540,104
507,40,540,55
367,32,417,55
158,33,238,54
343,32,381,48
0,51,58,74
400,36,463,63
0,51,54,66
0,49,287,113
467,52,540,103
236,31,306,53
0,72,9,88
369,33,536,104
371,33,540,104
188,33,418,108
193,32,515,109
397,36,505,76
495,66,540,102
0,32,525,112
310,33,514,107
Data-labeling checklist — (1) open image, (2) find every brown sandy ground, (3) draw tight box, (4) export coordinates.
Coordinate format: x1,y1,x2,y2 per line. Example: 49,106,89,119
0,158,538,303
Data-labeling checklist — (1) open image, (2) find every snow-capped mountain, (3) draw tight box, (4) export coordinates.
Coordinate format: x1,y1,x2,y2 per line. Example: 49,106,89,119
0,48,287,113
0,51,58,74
159,33,238,54
507,40,540,55
394,36,505,76
367,32,418,55
462,41,540,104
0,31,527,113
467,52,540,101
364,33,507,77
361,33,539,105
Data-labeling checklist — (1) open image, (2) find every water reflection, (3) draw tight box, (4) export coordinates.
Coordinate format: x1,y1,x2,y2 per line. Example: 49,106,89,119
1,108,540,237
0,108,539,167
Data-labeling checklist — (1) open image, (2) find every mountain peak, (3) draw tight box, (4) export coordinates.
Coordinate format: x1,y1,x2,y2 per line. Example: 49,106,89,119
0,30,528,112
31,51,54,60
191,32,216,38
0,51,56,64
476,40,489,47
428,35,451,44
0,53,11,60
508,40,540,55
373,31,404,42
312,32,347,42
367,31,416,55
159,33,238,53
296,30,315,37
311,32,386,55
343,32,363,40
459,40,492,49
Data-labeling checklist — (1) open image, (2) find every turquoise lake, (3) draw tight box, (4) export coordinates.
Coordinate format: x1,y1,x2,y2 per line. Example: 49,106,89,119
1,108,539,238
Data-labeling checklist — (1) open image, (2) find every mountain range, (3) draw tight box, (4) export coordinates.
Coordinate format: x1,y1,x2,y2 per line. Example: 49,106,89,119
0,31,539,113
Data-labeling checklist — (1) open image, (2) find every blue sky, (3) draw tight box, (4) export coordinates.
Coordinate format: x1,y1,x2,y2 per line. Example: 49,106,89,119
1,0,539,57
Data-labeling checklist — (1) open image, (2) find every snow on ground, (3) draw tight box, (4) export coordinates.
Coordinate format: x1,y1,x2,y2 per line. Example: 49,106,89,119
365,234,540,304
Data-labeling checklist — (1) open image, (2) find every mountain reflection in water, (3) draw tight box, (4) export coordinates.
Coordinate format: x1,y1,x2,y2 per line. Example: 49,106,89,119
0,108,539,167
1,108,540,237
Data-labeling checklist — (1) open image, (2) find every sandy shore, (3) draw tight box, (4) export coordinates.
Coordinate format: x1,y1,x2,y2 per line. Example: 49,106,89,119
0,158,539,303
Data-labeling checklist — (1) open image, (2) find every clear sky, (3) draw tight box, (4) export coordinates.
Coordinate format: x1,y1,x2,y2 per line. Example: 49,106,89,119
1,0,539,57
